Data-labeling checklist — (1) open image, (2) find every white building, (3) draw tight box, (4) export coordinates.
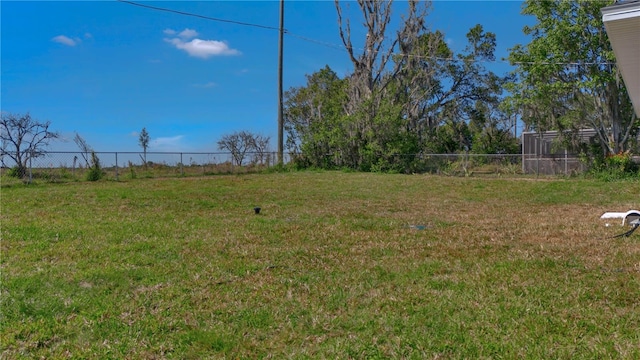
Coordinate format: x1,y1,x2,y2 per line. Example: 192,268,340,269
602,0,640,117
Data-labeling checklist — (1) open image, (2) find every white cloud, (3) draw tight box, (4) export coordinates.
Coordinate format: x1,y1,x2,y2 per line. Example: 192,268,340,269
84,33,93,39
193,81,216,88
178,28,199,39
165,37,240,59
151,135,186,151
163,28,177,35
52,35,78,46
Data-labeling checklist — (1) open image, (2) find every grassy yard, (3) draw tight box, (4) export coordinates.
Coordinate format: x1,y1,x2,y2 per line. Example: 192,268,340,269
1,172,639,359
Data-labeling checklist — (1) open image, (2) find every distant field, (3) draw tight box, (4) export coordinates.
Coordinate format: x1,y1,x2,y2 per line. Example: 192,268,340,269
1,172,639,358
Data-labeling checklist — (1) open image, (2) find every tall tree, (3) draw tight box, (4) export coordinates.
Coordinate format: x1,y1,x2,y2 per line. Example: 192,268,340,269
334,0,431,169
285,2,509,171
393,24,506,153
138,127,150,164
394,29,449,134
0,112,60,177
284,65,348,168
507,0,637,156
73,132,93,167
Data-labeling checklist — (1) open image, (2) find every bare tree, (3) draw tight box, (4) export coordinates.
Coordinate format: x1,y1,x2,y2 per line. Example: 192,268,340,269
217,131,252,166
335,0,431,114
250,134,271,165
73,132,93,167
0,112,60,177
218,131,271,166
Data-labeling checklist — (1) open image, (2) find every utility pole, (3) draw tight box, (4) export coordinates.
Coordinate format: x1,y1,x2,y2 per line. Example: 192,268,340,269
277,0,284,165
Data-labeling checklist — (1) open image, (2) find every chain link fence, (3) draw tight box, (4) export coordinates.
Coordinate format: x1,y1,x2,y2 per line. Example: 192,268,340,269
522,153,588,176
0,151,288,183
1,150,593,184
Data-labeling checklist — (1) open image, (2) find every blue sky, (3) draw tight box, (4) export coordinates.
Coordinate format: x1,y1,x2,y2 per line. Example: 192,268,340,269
2,1,534,153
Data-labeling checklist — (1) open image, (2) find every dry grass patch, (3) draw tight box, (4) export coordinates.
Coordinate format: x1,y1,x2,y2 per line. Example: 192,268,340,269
1,172,639,358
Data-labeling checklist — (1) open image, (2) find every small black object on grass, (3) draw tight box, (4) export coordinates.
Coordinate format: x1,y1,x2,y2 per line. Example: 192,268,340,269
254,207,261,215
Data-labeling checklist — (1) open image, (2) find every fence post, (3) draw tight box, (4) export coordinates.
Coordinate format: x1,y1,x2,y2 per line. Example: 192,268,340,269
28,150,33,184
535,134,539,177
521,133,525,174
115,152,119,181
180,153,184,176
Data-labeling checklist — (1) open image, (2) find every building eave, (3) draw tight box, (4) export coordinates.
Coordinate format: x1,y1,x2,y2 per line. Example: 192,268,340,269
602,0,640,117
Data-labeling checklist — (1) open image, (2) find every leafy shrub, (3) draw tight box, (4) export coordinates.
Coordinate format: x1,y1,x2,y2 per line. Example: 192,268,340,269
86,152,104,181
7,165,26,178
605,151,636,173
589,151,639,181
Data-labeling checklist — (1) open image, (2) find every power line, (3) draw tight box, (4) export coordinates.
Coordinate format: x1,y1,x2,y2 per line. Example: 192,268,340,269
116,0,615,68
286,33,346,52
116,0,286,32
287,32,615,66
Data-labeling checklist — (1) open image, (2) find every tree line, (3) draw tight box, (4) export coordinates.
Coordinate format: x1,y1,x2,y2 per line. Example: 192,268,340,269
3,0,637,176
284,0,637,172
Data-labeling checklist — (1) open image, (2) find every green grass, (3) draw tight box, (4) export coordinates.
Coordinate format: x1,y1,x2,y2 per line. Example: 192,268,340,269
1,172,639,358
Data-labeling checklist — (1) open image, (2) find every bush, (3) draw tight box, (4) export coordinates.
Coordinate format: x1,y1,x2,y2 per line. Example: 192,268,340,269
605,151,637,173
7,165,27,178
589,151,639,181
86,152,104,181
